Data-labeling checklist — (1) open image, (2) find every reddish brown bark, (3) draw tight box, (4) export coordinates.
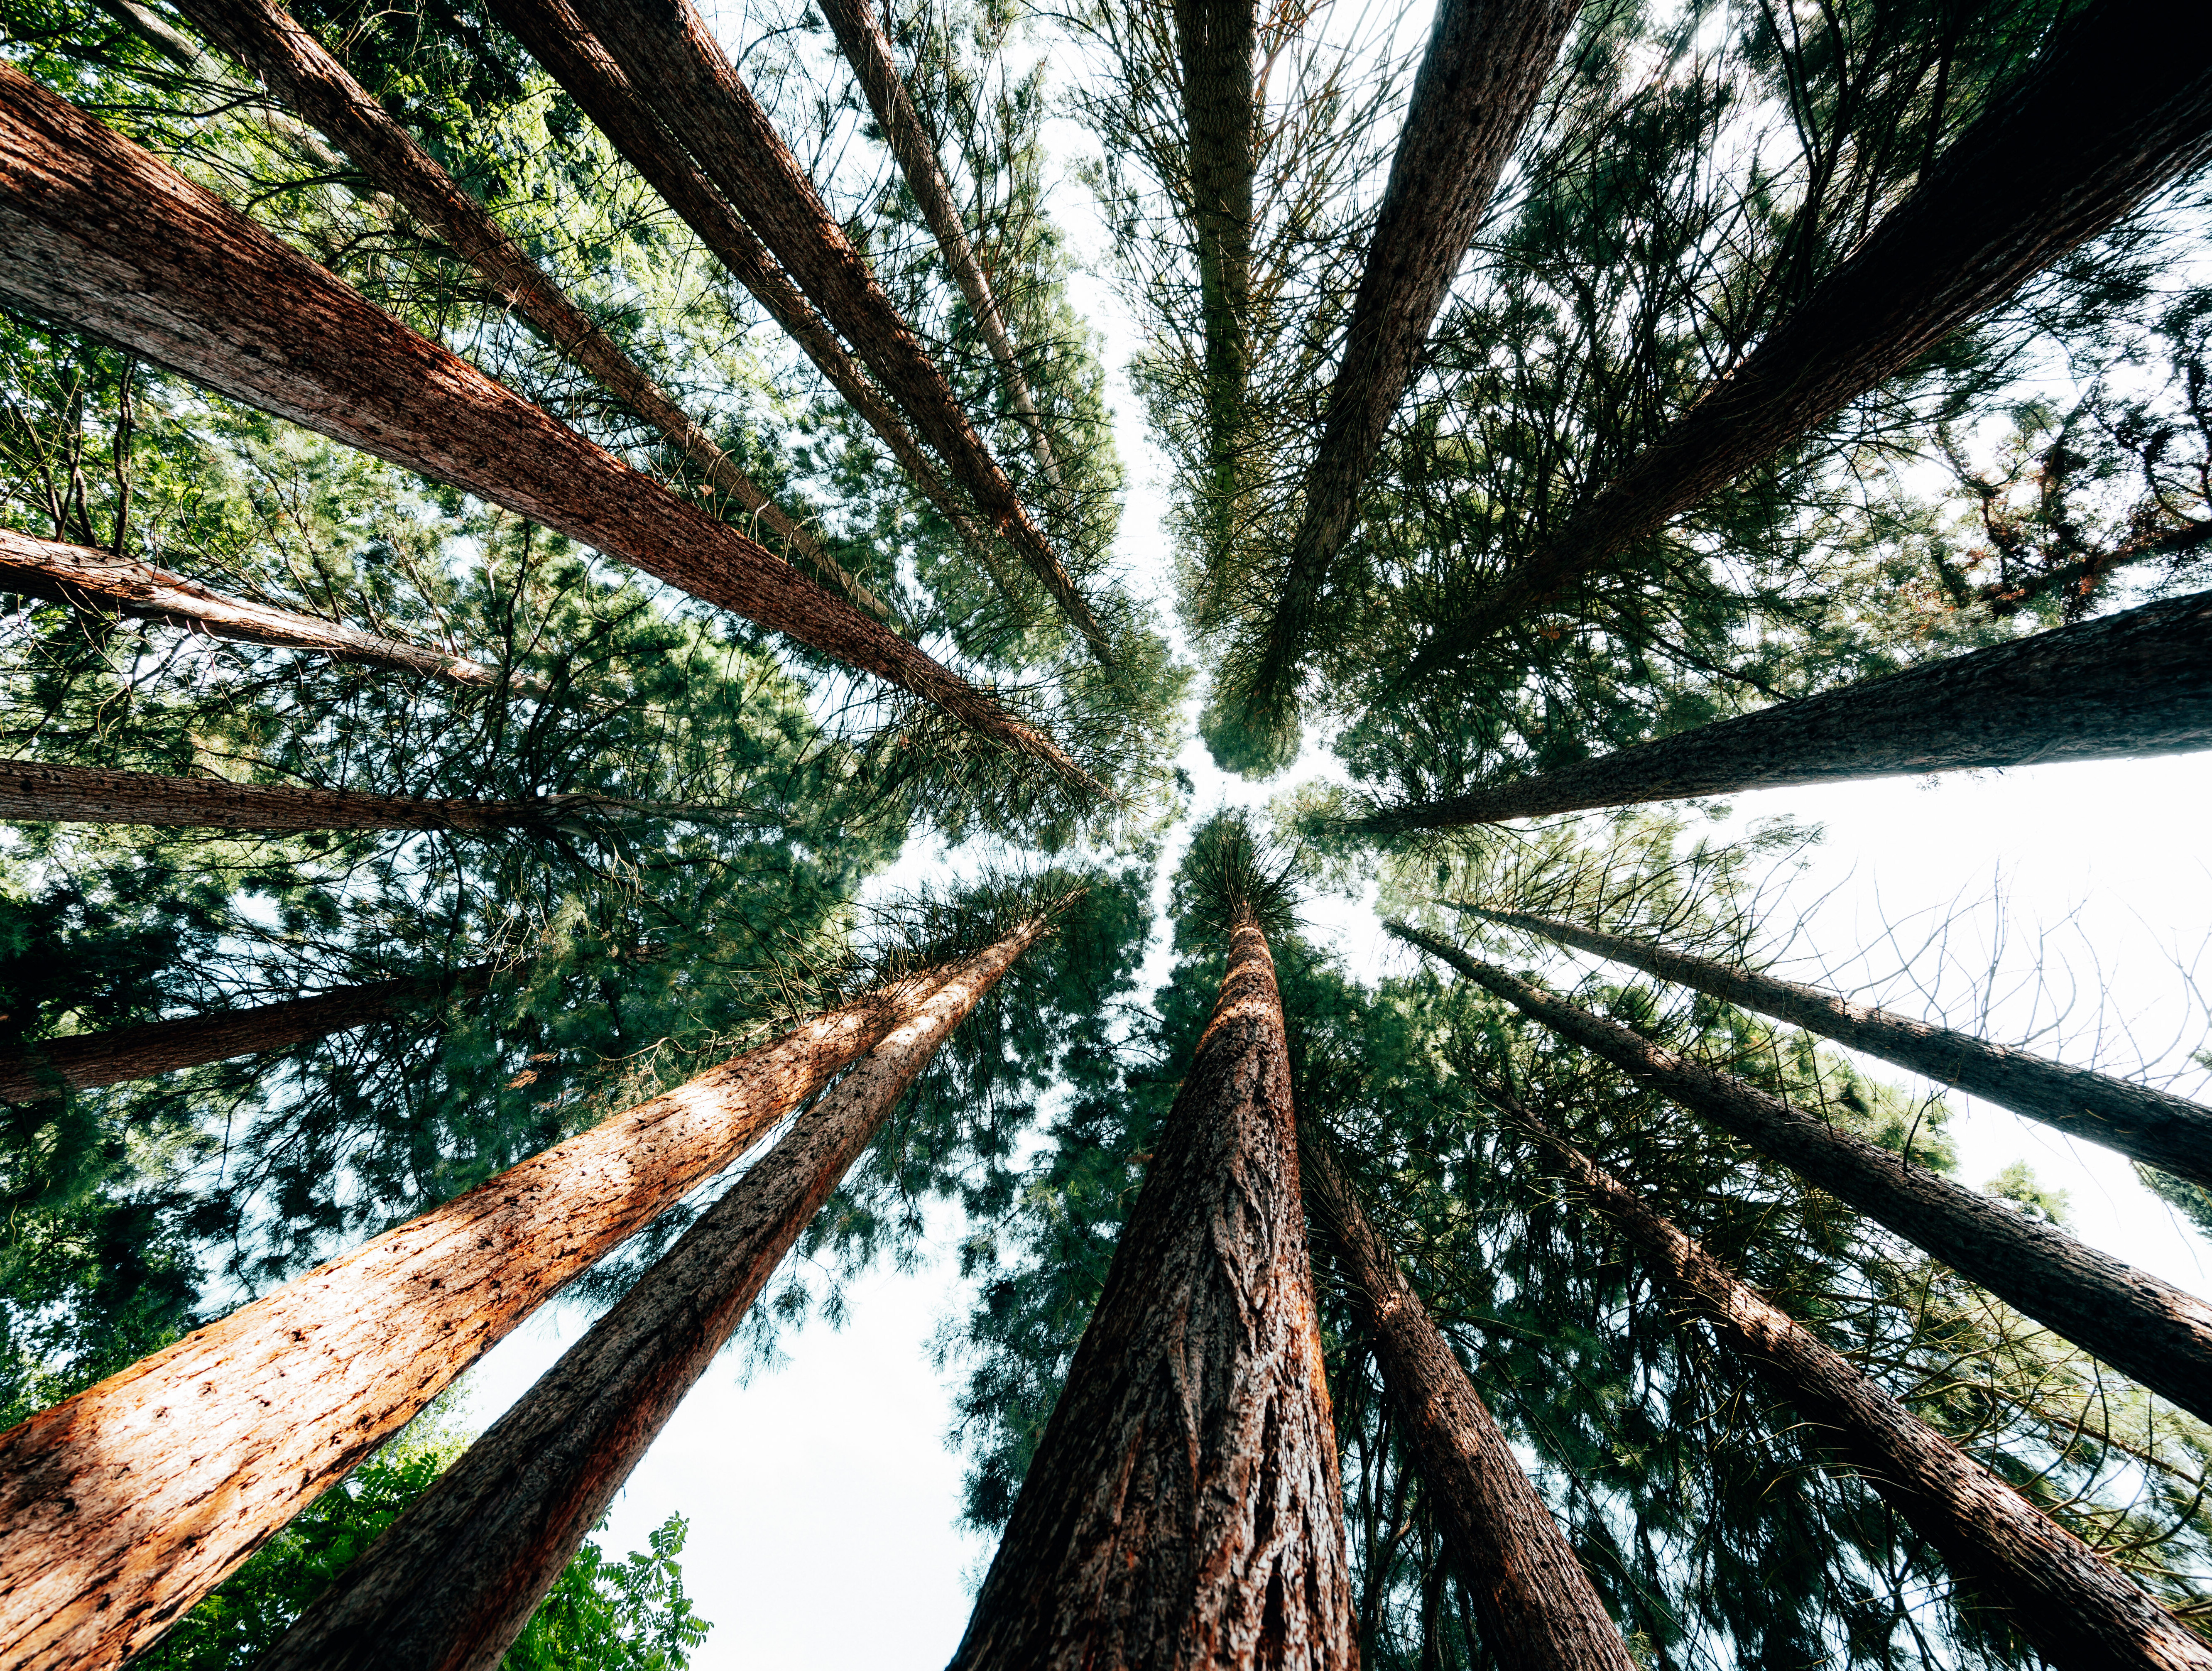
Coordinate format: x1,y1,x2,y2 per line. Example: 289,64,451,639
951,919,1356,1671
0,969,954,1671
251,923,1048,1671
1391,923,2212,1429
0,66,1097,789
1509,1098,2212,1671
1301,1138,1636,1671
1410,0,2212,673
1478,906,2212,1191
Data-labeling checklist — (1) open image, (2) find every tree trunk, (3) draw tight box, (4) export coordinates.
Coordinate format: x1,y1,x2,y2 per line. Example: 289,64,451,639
951,917,1356,1671
0,66,1096,789
1300,1136,1636,1671
0,967,957,1671
556,0,1115,662
1389,923,2212,1428
1359,588,2212,831
1476,906,2212,1190
168,0,888,621
1410,0,2212,672
1504,1096,2212,1671
251,920,1048,1671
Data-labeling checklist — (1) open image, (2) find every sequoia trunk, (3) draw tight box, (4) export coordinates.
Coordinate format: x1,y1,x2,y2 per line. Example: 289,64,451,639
1301,1137,1636,1671
951,918,1356,1671
1175,0,1255,563
1391,923,2212,1427
252,922,1047,1671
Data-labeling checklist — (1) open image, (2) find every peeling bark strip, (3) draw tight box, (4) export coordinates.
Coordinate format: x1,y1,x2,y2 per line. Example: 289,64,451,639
1506,1099,2212,1671
1301,1138,1636,1671
1391,923,2212,1429
0,970,955,1671
1360,588,2212,831
1477,907,2212,1191
559,0,1115,662
953,919,1356,1671
0,69,1097,789
255,924,1047,1671
1413,0,2212,671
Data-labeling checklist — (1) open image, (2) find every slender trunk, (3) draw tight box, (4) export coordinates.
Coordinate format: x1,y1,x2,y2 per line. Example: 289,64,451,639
251,922,1047,1671
1411,0,2212,672
0,66,1095,789
88,0,348,173
1389,922,2212,1428
0,968,956,1671
1175,0,1254,568
1476,906,2212,1190
1300,1137,1636,1671
1507,1097,2212,1671
557,0,1115,662
952,918,1356,1671
1359,588,2212,831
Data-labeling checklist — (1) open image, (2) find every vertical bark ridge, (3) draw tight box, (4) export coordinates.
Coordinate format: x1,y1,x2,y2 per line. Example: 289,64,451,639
1504,1095,2212,1671
252,922,1049,1671
951,918,1357,1671
1300,1135,1637,1671
0,969,958,1671
1388,922,2212,1428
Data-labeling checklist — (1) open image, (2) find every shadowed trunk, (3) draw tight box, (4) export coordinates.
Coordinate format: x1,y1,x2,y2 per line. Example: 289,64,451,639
1390,922,2212,1428
168,0,887,620
0,966,960,1671
0,66,1095,789
1411,0,2212,672
1359,588,2212,832
1175,0,1254,566
250,922,1048,1671
1301,1136,1636,1671
557,0,1114,661
1505,1095,2212,1671
1475,906,2212,1190
951,917,1356,1671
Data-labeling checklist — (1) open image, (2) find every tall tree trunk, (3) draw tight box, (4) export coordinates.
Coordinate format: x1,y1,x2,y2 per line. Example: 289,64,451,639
1358,588,2212,832
555,0,1115,663
0,759,746,832
1409,0,2212,674
951,916,1356,1671
1503,1095,2212,1671
252,920,1048,1671
1475,906,2212,1190
0,66,1096,789
167,0,888,621
1300,1135,1637,1671
0,966,960,1671
1389,923,2212,1428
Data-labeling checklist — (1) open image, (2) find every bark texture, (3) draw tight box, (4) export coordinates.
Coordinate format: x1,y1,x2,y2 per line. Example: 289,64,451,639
253,924,1046,1671
1480,906,2212,1190
1391,923,2212,1428
1507,1098,2212,1671
0,973,947,1671
1361,588,2212,831
1412,0,2212,671
0,66,1095,787
1175,0,1255,560
1301,1138,1636,1671
951,919,1356,1671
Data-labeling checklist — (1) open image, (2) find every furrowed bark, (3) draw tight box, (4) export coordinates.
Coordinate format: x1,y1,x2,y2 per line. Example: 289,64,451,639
168,0,888,621
1476,906,2212,1190
1389,922,2212,1428
1301,1136,1636,1671
252,922,1047,1671
0,969,953,1671
1410,0,2212,673
1357,588,2212,831
1504,1097,2212,1671
1175,0,1254,566
559,0,1115,662
952,917,1356,1671
0,66,1097,789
